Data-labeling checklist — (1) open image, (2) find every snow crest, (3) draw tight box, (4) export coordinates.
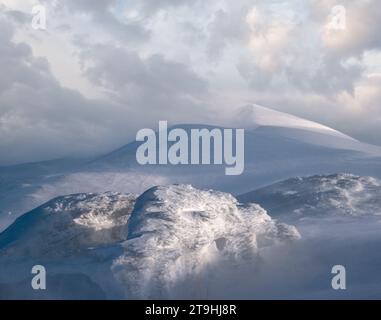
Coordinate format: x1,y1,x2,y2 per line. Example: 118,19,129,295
112,184,300,298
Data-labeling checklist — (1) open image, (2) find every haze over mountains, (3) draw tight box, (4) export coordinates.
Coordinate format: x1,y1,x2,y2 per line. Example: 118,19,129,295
0,185,300,299
2,104,381,230
2,175,381,299
238,173,381,219
1,105,381,299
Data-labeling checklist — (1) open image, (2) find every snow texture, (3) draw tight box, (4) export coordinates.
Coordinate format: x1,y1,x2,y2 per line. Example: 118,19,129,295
112,184,300,298
0,192,135,259
238,173,381,218
3,104,381,229
0,184,300,299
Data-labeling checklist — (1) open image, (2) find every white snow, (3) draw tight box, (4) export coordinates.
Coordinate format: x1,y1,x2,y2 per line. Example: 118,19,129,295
111,184,300,298
236,104,352,138
238,173,381,218
2,178,381,299
1,104,381,299
0,192,135,259
2,104,381,229
0,184,301,299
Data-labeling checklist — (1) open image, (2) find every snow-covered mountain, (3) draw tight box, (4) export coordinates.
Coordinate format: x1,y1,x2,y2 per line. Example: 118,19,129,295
3,178,381,299
92,104,381,172
0,192,135,259
0,191,136,299
235,173,381,299
0,184,299,299
2,104,381,230
238,173,381,219
1,105,381,299
112,184,300,298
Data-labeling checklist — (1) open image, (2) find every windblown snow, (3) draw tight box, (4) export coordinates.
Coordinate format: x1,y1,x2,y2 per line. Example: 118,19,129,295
238,173,381,218
2,104,381,229
1,104,381,299
0,192,136,259
0,184,300,299
112,185,300,299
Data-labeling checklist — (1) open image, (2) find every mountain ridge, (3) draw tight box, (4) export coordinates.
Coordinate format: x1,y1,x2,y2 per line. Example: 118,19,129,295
2,104,381,229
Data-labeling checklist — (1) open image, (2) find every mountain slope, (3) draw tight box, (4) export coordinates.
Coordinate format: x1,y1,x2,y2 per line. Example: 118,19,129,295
112,184,300,298
236,173,381,299
0,184,300,299
93,105,381,168
4,179,381,299
2,104,381,229
237,173,381,218
0,192,135,259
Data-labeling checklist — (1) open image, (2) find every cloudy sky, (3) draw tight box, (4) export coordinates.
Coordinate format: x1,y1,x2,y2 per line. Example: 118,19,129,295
0,0,380,165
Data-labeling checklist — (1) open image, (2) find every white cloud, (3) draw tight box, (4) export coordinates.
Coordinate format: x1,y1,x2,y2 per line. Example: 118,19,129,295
1,0,381,165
